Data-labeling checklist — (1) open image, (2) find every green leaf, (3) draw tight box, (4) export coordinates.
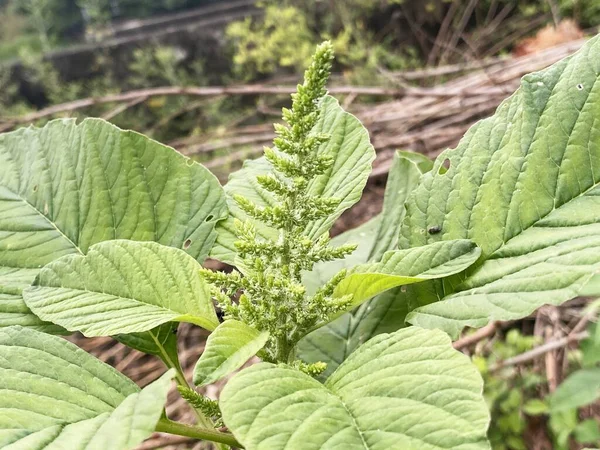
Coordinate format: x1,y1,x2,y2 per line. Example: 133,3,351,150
0,326,173,449
335,239,481,309
193,319,269,387
221,326,490,450
522,399,549,416
210,95,376,264
575,420,600,444
0,118,227,331
549,368,600,412
298,152,434,377
369,150,434,261
23,240,219,337
399,35,600,337
114,322,180,365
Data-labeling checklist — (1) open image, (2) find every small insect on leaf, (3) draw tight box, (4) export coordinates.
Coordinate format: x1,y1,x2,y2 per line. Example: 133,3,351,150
428,225,442,235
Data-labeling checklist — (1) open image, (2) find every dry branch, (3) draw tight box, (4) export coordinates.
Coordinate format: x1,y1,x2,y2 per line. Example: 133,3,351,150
490,331,589,372
0,84,498,131
171,38,587,178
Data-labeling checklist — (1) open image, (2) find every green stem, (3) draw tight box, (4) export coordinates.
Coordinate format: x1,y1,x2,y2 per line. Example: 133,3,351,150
156,418,242,448
150,331,213,428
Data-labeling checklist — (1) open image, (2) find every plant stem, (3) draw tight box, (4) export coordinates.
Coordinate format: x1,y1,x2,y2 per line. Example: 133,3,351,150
156,418,242,448
150,331,213,428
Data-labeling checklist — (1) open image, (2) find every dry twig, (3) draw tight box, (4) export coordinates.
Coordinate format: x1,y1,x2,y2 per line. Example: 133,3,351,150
490,331,589,372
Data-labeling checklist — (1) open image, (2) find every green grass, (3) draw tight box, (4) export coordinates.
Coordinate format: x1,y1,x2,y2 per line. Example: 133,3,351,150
0,33,43,62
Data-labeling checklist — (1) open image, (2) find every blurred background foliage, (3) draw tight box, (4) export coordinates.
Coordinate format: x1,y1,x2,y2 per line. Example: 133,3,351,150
1,0,599,147
1,2,600,447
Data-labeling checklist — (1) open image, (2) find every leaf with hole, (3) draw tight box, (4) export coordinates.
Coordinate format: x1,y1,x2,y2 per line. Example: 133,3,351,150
398,35,600,337
193,319,269,387
0,118,227,332
220,326,490,450
0,326,173,449
23,240,219,337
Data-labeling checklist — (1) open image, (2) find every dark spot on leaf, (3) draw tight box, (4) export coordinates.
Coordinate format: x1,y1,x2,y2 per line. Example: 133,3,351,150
183,239,192,249
205,214,214,222
577,83,584,90
32,185,38,192
400,286,407,293
428,226,442,235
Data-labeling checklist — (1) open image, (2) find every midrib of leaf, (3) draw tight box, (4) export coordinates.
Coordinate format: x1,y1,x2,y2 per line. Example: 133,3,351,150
4,188,83,259
36,288,205,325
498,73,598,249
462,181,600,281
90,130,118,242
332,394,369,450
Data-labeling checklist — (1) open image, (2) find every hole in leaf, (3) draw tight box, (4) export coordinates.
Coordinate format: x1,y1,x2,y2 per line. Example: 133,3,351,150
439,158,451,174
400,286,407,293
205,214,214,222
183,239,192,249
186,159,194,166
577,83,584,90
32,185,38,192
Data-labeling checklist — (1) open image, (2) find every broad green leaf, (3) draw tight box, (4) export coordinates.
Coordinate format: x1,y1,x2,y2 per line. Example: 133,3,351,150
23,240,219,337
0,326,173,449
193,319,269,387
210,95,376,264
334,239,481,309
369,150,434,260
0,291,65,333
548,368,600,412
221,326,490,450
399,35,600,337
0,118,227,331
298,152,434,377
